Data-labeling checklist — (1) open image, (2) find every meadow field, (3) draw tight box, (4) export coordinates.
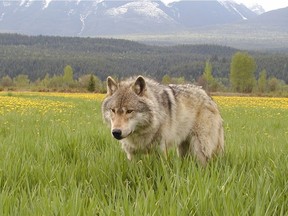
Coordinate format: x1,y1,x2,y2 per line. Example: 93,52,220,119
0,92,287,215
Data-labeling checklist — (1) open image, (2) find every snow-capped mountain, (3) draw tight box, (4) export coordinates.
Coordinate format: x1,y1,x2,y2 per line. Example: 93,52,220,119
0,0,258,36
249,4,266,15
169,0,256,28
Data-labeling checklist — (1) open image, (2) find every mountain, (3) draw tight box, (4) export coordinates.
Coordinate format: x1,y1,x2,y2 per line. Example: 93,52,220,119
248,3,265,15
82,1,179,35
0,0,257,36
169,0,256,28
246,7,288,31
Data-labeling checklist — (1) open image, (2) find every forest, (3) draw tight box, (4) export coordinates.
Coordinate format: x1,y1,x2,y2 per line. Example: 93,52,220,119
0,33,287,93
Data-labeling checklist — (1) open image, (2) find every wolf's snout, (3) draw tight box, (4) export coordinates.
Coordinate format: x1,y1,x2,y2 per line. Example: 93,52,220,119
112,129,122,140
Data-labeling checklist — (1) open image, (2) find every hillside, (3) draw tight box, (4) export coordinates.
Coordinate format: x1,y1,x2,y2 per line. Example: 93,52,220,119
0,34,287,83
245,7,288,31
119,6,288,51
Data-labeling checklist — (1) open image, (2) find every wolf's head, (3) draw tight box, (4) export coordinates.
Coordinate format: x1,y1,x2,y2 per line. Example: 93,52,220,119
102,76,152,140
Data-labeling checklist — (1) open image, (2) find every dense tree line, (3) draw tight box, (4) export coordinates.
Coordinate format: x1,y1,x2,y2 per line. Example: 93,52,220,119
197,52,287,94
0,33,288,92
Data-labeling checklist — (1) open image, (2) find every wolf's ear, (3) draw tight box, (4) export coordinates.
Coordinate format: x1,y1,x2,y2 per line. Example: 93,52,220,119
107,76,118,96
133,76,146,96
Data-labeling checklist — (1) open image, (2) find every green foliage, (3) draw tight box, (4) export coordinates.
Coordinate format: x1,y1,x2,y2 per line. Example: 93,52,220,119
161,75,186,85
258,69,267,93
171,76,186,84
48,75,64,89
13,74,30,88
40,73,50,88
0,33,287,93
230,52,257,93
87,75,96,92
93,76,104,93
202,60,220,92
78,74,103,93
203,60,213,83
0,75,13,88
63,65,74,87
161,74,171,85
0,33,286,83
268,77,281,92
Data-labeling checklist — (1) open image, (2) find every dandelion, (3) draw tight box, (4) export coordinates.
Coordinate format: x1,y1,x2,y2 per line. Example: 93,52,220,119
2,92,287,117
213,96,288,110
0,92,107,117
0,94,74,115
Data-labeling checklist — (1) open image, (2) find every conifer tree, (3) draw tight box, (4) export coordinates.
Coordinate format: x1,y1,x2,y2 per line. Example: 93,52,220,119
203,60,215,91
87,74,96,92
258,69,267,93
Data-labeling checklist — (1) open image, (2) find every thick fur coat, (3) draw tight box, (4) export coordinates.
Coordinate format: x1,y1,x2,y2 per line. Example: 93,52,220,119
101,76,224,166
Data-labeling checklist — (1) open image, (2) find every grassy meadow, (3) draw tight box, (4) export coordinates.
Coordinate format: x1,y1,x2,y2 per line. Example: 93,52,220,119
0,92,287,215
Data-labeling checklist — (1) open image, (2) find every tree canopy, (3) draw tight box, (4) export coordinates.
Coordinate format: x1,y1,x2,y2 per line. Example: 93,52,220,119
230,52,257,93
0,33,288,93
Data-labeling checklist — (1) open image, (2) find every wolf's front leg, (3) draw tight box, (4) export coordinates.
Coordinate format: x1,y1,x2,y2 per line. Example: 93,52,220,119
121,142,134,160
160,141,168,159
126,152,133,160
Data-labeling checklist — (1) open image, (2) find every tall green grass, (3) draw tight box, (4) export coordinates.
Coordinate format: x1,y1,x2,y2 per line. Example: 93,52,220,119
0,94,287,215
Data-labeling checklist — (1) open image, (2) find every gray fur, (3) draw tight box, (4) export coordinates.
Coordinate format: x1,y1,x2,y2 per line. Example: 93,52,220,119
101,76,224,166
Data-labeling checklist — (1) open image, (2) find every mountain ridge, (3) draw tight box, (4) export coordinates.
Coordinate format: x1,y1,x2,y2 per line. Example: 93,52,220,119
0,0,287,50
0,0,258,36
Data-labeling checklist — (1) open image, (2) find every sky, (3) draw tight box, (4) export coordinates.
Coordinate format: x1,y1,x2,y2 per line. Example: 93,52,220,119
234,0,288,11
162,0,288,12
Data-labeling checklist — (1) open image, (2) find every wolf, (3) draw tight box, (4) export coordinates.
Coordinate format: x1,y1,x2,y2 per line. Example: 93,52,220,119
101,76,224,166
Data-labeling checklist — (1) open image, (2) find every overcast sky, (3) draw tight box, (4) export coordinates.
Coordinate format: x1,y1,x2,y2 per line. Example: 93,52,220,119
162,0,288,11
234,0,288,11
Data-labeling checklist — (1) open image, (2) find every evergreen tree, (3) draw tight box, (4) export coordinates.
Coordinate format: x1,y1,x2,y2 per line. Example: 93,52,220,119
258,69,267,93
202,60,215,91
87,74,96,92
41,73,51,88
230,52,256,93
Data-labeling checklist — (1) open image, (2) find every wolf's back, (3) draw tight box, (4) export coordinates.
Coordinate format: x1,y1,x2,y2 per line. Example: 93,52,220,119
101,76,224,165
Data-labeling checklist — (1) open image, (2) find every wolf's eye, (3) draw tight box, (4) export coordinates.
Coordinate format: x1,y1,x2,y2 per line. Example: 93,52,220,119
126,110,134,114
111,109,115,113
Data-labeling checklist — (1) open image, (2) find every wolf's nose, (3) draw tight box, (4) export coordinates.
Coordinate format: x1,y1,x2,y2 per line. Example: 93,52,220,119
112,129,122,140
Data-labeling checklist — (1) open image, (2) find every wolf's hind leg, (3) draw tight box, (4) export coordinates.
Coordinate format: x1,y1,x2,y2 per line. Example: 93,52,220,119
177,139,190,158
190,136,208,167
